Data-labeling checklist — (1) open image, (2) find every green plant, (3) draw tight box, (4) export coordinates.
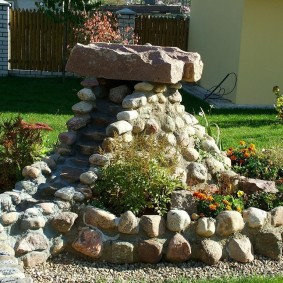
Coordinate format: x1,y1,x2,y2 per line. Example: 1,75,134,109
193,190,245,218
0,115,52,190
227,141,280,181
273,85,283,122
199,106,222,150
245,191,283,211
93,134,183,216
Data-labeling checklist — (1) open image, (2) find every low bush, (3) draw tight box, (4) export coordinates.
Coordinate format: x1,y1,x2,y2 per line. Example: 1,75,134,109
193,190,245,218
93,134,183,216
0,115,52,191
227,141,282,181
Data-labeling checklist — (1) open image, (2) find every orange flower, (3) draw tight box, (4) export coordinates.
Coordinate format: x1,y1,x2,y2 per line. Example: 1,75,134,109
239,141,246,146
209,204,217,211
244,152,250,158
193,192,207,200
215,202,220,207
226,205,232,210
230,155,237,161
222,199,231,206
236,207,242,212
248,143,256,151
207,196,214,202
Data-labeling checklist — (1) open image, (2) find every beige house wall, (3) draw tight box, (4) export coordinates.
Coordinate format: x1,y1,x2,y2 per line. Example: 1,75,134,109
189,0,282,106
189,0,244,103
236,0,283,105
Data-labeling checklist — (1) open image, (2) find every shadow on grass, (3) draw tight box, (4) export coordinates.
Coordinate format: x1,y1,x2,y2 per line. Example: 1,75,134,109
0,76,81,115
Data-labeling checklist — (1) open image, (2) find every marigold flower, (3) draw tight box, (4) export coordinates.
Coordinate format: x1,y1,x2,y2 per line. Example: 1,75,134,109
248,143,256,151
237,190,244,197
239,140,246,146
230,155,237,161
244,152,250,158
222,199,231,206
209,204,217,211
226,205,232,210
236,207,242,212
207,196,214,202
193,192,207,200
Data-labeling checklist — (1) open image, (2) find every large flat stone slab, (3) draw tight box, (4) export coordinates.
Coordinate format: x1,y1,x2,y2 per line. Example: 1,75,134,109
66,43,203,84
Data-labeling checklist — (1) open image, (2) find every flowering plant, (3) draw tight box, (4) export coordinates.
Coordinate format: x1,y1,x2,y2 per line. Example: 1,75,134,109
227,141,278,181
273,86,283,122
193,190,245,218
0,116,52,190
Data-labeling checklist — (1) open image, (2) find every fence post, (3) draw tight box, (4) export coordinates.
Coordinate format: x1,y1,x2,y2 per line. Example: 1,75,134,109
0,0,9,76
116,8,136,44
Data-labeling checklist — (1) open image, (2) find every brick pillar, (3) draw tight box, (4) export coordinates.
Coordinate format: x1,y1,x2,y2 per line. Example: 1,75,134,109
0,0,9,76
116,8,136,44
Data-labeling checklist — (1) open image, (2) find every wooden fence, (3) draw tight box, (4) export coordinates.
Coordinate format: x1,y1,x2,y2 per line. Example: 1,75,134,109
9,10,76,72
135,15,189,51
9,10,189,72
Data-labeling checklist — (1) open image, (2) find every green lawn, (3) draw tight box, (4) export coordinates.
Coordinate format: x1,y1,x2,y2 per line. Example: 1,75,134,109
0,77,81,147
0,77,282,151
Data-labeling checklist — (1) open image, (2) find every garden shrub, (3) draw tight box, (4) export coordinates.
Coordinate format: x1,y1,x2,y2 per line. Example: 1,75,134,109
273,85,283,122
245,191,283,211
74,11,138,45
227,141,281,181
93,134,183,216
0,115,52,191
193,190,245,218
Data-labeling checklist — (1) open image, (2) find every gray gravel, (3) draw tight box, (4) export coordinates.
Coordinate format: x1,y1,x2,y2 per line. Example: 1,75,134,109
24,252,283,283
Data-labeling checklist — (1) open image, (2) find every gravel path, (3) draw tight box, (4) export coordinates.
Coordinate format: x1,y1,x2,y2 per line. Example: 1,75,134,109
24,252,283,283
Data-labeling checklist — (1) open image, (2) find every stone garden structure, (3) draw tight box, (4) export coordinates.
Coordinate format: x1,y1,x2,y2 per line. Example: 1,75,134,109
0,43,282,282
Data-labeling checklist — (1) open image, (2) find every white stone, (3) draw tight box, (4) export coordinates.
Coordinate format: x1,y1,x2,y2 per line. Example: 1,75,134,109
243,207,267,229
194,124,206,139
134,82,154,92
227,237,254,263
216,211,245,237
146,92,159,103
117,110,139,121
22,166,41,178
271,206,283,227
183,147,199,162
106,121,133,137
167,209,191,232
122,93,147,109
80,171,98,185
175,116,185,129
196,217,216,237
205,157,225,175
54,187,75,201
72,101,93,114
89,154,109,166
77,88,96,101
202,139,220,153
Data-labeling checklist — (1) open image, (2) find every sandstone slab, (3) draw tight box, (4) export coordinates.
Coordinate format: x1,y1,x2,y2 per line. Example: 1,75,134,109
66,43,203,84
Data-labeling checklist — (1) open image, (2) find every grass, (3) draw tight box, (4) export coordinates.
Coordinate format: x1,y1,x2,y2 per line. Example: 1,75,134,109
0,76,81,147
0,77,282,152
181,91,282,150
